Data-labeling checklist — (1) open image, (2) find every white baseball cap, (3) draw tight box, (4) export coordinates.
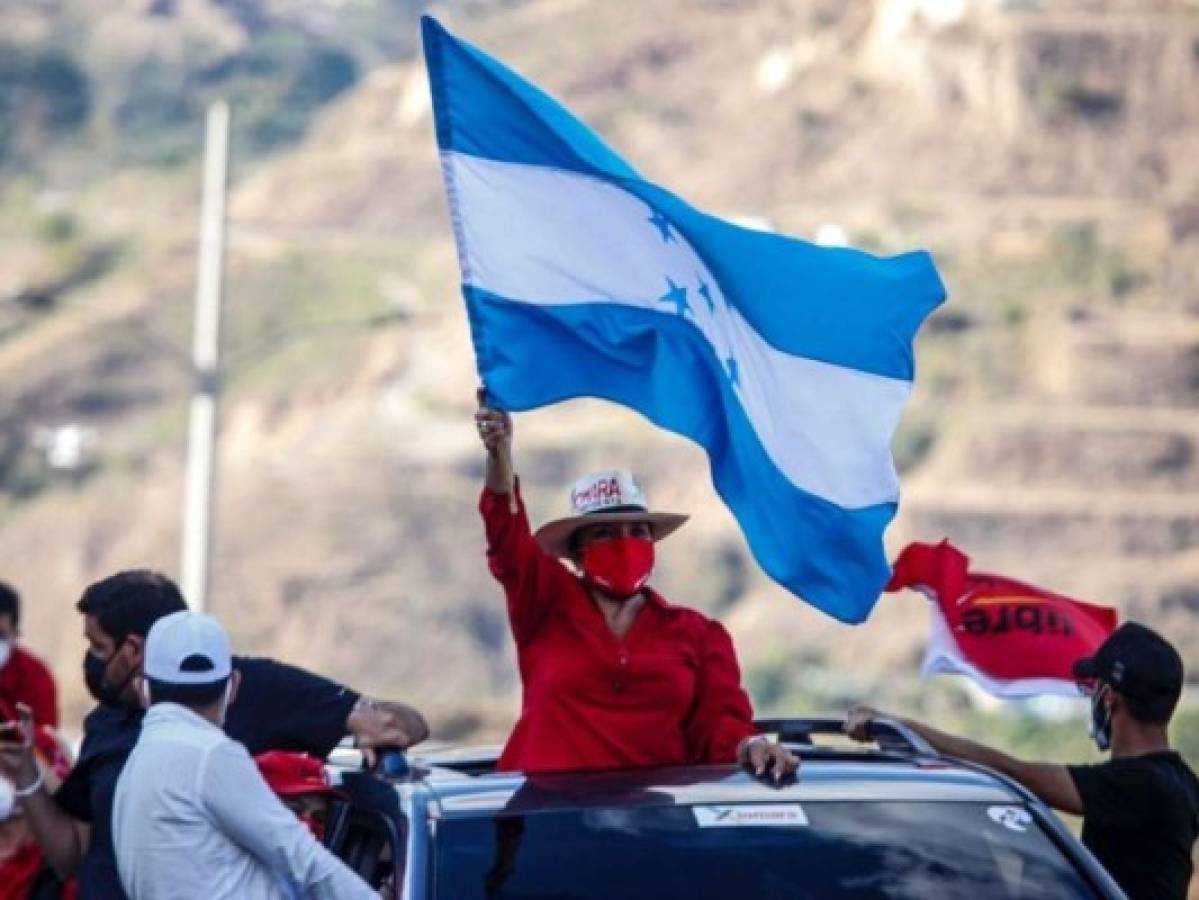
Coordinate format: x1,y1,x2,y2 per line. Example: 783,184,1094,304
144,610,232,685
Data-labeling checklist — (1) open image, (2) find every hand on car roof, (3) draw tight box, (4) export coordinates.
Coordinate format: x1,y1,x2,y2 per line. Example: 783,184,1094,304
348,698,430,767
738,734,799,784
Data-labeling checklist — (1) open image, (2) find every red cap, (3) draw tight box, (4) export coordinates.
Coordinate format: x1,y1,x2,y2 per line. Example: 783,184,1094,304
254,751,340,797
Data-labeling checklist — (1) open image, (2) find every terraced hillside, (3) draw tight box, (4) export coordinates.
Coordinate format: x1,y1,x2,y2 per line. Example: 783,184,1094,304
1,0,1199,753
901,312,1199,656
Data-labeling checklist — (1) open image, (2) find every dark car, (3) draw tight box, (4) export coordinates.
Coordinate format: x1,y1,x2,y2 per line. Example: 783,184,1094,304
321,717,1126,899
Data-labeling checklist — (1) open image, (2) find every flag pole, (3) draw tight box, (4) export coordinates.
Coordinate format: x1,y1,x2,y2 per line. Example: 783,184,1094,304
182,101,230,614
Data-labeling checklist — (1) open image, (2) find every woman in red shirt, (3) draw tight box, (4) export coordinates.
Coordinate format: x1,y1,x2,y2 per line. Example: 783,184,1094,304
475,392,797,779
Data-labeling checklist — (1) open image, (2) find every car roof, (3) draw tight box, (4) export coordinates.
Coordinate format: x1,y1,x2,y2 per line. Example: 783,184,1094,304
325,718,1029,820
403,753,1022,820
321,722,1125,898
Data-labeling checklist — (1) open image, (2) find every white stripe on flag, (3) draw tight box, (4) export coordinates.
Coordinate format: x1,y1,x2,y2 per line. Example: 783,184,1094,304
443,151,910,510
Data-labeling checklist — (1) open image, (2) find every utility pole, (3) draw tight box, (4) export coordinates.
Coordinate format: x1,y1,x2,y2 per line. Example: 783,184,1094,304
182,101,230,613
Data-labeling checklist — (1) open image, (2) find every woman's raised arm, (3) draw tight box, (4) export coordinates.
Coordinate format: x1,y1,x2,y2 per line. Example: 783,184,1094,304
475,388,572,642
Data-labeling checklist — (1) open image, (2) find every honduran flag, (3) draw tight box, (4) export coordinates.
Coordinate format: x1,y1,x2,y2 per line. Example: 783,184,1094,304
422,18,946,623
888,541,1119,696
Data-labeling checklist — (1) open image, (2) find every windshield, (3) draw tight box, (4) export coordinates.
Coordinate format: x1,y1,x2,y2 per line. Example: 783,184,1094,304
434,800,1100,899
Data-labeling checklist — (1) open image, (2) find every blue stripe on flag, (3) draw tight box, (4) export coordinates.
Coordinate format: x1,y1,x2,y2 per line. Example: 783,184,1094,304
423,16,945,380
422,16,637,180
467,286,895,624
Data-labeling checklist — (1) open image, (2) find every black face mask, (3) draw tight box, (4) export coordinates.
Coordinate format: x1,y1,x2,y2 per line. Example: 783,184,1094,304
83,646,136,708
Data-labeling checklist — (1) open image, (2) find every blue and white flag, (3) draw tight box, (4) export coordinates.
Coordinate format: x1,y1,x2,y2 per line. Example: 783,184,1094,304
422,17,946,623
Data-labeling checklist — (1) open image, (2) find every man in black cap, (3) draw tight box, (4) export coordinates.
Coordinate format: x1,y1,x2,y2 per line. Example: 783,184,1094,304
847,621,1199,900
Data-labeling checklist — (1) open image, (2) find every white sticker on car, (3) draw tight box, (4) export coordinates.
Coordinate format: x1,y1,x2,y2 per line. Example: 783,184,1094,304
987,805,1032,833
693,804,809,828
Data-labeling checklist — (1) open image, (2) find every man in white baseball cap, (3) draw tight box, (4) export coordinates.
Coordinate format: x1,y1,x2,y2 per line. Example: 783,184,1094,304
112,611,375,900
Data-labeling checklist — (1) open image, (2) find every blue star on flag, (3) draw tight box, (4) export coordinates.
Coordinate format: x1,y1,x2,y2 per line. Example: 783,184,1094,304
698,279,716,313
647,208,674,242
659,277,690,317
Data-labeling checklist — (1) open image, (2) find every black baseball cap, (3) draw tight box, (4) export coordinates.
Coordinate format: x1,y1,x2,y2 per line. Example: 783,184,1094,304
1073,622,1184,720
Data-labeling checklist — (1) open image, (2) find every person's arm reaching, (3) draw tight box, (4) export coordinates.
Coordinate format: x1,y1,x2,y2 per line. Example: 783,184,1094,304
231,658,427,765
477,386,515,498
0,704,88,877
16,784,90,877
202,740,376,900
845,705,1083,814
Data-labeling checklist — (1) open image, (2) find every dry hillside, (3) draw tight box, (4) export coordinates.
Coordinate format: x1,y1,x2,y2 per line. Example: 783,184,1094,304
2,0,1199,750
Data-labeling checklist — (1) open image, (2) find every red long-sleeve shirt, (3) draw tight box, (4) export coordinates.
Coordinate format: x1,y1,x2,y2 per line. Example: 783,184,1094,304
481,485,756,773
0,644,58,728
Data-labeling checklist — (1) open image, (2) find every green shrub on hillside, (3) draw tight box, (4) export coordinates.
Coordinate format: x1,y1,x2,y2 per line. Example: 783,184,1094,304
0,44,91,164
3,13,374,170
0,418,48,501
746,661,791,713
35,210,79,245
1172,706,1199,764
893,417,937,475
113,32,360,165
1038,76,1124,126
113,56,201,166
198,32,359,159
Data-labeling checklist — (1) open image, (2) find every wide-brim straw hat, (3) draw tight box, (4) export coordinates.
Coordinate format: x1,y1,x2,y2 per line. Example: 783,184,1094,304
534,469,689,558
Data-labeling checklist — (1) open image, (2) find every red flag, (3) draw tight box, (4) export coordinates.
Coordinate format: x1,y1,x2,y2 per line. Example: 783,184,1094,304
888,540,1119,697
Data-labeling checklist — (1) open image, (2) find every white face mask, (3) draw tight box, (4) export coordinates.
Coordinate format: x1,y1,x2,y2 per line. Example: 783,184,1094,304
0,638,12,670
1089,684,1113,752
0,776,15,822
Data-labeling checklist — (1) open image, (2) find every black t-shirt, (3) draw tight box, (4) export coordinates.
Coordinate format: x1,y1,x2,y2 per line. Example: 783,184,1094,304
1068,751,1199,900
54,656,360,900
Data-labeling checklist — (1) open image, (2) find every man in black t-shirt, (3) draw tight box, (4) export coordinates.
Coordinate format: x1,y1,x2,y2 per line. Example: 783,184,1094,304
1066,622,1199,899
0,570,429,900
848,621,1199,900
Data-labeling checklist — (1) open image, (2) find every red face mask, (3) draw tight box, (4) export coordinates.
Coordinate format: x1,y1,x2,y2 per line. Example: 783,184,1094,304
582,537,655,599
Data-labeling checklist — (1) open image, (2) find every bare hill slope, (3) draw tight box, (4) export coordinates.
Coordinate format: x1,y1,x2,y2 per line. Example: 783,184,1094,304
2,0,1199,739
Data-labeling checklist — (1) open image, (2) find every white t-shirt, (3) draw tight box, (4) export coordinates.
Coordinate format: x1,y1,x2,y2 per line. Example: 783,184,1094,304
112,702,375,900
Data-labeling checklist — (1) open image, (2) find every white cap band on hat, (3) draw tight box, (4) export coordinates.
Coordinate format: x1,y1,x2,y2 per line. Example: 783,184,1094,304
144,610,233,685
569,469,648,516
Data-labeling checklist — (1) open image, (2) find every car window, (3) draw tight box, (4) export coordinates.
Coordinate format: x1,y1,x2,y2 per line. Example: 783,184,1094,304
434,800,1101,899
324,773,408,896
